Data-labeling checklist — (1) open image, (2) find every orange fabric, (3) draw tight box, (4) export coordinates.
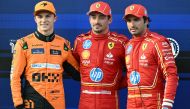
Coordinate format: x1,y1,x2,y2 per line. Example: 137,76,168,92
87,1,111,16
10,33,79,109
34,1,56,15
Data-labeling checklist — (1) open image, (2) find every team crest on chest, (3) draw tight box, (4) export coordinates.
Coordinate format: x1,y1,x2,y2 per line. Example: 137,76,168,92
142,43,148,51
108,42,115,49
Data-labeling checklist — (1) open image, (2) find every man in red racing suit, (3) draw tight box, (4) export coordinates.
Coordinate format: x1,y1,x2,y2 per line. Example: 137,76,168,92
73,1,128,109
123,4,179,109
10,1,80,109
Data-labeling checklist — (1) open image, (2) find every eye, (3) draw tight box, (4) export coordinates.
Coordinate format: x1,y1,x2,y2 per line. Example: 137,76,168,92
99,15,106,19
46,14,51,18
126,19,131,22
36,15,43,19
91,15,96,19
134,18,140,21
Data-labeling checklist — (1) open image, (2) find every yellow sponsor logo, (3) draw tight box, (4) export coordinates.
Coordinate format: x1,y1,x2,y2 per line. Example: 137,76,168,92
81,50,90,59
125,55,130,64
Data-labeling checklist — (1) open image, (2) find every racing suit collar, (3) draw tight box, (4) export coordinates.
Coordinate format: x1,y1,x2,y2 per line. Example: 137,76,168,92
90,30,109,40
34,30,55,42
132,29,150,41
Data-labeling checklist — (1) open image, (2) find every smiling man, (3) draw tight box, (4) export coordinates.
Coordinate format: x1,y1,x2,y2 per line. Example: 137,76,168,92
73,1,129,109
10,1,80,109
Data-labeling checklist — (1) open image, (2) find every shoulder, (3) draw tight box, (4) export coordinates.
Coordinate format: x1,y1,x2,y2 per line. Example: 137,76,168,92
75,31,91,41
147,32,169,44
17,33,34,44
109,32,129,44
54,34,70,46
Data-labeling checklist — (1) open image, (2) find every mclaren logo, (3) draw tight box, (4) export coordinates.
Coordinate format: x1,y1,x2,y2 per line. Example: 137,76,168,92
41,2,47,7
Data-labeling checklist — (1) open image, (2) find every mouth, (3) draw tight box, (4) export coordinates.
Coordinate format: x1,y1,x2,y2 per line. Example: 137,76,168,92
130,28,137,32
40,24,48,26
93,24,102,27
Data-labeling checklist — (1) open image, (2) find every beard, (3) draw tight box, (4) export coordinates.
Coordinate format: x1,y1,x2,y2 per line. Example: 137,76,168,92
92,24,104,33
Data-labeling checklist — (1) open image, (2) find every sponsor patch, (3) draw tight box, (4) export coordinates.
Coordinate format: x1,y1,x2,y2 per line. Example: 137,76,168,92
106,52,113,58
90,68,103,82
23,42,28,50
64,43,69,51
140,53,146,60
130,71,140,85
83,40,92,49
81,50,90,59
82,60,90,66
31,48,44,54
50,49,61,55
125,55,130,64
126,44,133,54
31,63,61,69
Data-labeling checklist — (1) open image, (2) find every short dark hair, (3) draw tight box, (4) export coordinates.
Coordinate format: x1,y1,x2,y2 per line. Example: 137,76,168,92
143,16,151,28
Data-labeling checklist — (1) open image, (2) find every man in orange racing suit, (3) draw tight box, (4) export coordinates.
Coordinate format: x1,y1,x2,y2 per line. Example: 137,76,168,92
73,1,129,109
10,1,80,109
123,4,179,109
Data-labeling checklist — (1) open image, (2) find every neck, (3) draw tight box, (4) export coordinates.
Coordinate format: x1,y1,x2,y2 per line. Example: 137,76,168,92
34,30,55,42
91,30,109,40
133,28,148,38
92,27,109,35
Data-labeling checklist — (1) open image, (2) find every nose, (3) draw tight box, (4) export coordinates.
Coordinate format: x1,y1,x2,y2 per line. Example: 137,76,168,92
128,20,135,28
94,17,100,24
41,17,47,22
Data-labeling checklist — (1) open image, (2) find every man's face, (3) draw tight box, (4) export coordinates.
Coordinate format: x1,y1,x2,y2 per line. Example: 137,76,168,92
34,11,56,33
125,15,148,36
89,12,112,34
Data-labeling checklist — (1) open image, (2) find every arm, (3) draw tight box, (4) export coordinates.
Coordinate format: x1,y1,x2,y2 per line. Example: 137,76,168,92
10,40,27,108
63,40,80,81
119,35,129,89
154,38,179,109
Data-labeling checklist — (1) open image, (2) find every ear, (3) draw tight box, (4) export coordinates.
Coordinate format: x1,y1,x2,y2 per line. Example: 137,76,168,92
34,16,37,23
108,16,112,24
145,18,149,26
54,16,57,22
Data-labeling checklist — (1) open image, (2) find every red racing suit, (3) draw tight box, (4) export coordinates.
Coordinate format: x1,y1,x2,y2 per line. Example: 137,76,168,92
125,29,178,109
73,31,128,109
10,31,80,109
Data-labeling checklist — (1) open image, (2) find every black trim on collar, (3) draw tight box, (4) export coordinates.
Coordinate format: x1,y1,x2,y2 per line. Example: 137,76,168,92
34,31,55,42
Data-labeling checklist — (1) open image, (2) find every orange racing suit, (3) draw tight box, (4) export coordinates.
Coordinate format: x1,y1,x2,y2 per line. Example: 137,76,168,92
10,31,80,109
